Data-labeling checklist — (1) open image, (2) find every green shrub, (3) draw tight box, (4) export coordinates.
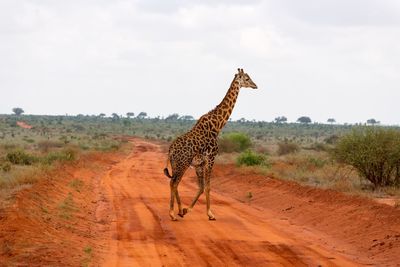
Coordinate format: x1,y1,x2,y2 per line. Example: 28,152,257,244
277,142,299,155
237,150,269,166
42,148,76,165
219,132,251,153
307,156,327,168
6,150,37,165
334,127,400,187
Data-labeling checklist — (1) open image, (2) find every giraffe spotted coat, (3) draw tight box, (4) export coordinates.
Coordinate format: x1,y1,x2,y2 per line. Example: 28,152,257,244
164,68,258,221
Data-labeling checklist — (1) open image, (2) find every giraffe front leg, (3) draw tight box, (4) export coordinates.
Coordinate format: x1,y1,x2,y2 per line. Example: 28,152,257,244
204,167,216,220
205,183,215,220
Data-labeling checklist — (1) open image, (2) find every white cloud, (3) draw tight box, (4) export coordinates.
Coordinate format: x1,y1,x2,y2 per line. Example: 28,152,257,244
0,0,400,124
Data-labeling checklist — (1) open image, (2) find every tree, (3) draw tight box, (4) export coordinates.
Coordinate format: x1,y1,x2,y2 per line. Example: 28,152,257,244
98,113,106,118
180,115,195,121
165,113,180,121
327,118,336,124
367,118,379,125
126,112,135,118
274,116,287,123
137,112,147,119
297,116,311,124
111,113,120,121
12,107,24,116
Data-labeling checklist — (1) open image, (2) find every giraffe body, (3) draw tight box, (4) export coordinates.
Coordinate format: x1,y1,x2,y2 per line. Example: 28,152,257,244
164,69,257,221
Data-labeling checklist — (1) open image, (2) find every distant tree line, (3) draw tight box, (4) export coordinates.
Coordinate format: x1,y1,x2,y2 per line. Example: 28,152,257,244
10,107,383,126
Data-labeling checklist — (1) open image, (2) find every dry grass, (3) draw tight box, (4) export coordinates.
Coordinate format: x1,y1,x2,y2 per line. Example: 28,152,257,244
216,152,239,165
225,147,400,200
0,165,47,189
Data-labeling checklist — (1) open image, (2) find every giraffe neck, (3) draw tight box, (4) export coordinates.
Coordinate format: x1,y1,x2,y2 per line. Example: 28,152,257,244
213,79,240,132
191,77,241,137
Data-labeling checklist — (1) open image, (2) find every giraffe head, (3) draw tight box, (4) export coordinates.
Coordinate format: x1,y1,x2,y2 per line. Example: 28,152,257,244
235,68,258,89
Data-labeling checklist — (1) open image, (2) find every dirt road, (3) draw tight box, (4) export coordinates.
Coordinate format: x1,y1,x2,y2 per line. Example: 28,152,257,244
1,138,399,266
98,139,364,266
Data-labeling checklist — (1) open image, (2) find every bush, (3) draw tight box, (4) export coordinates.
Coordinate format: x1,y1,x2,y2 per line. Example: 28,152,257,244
42,148,77,165
237,150,269,166
6,150,37,165
334,127,400,188
219,132,251,153
1,162,11,172
277,142,299,155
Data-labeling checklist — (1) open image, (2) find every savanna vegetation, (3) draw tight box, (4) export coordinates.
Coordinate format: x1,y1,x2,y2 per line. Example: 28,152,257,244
0,113,126,200
1,111,399,202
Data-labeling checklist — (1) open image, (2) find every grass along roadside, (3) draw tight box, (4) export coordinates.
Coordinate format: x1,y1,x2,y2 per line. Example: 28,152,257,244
217,148,400,204
0,137,129,211
0,142,121,266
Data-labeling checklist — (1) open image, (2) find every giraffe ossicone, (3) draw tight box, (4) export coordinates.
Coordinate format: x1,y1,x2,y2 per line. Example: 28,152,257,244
164,68,258,221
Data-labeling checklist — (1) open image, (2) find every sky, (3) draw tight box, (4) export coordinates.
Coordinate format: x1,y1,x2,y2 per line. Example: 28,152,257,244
1,0,400,124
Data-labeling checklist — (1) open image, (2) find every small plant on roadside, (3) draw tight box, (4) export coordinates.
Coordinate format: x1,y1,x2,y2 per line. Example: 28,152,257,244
58,193,76,220
69,179,84,192
237,149,269,167
81,246,93,267
83,246,92,254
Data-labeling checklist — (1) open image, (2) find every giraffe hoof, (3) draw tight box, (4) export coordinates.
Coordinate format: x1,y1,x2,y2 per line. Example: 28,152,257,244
182,208,188,215
178,213,184,218
171,217,178,221
208,217,216,221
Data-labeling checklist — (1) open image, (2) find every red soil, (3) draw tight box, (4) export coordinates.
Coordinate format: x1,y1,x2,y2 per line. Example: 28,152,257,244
0,138,399,266
16,121,32,129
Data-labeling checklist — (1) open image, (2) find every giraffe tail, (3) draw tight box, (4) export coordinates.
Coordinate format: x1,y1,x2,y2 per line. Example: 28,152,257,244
164,157,173,179
164,168,173,179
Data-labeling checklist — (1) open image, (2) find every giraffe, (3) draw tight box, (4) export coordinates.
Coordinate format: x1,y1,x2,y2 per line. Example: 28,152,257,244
164,68,258,221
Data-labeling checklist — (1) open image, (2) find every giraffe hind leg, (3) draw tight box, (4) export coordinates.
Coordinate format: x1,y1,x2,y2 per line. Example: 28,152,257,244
169,167,187,221
169,179,178,221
